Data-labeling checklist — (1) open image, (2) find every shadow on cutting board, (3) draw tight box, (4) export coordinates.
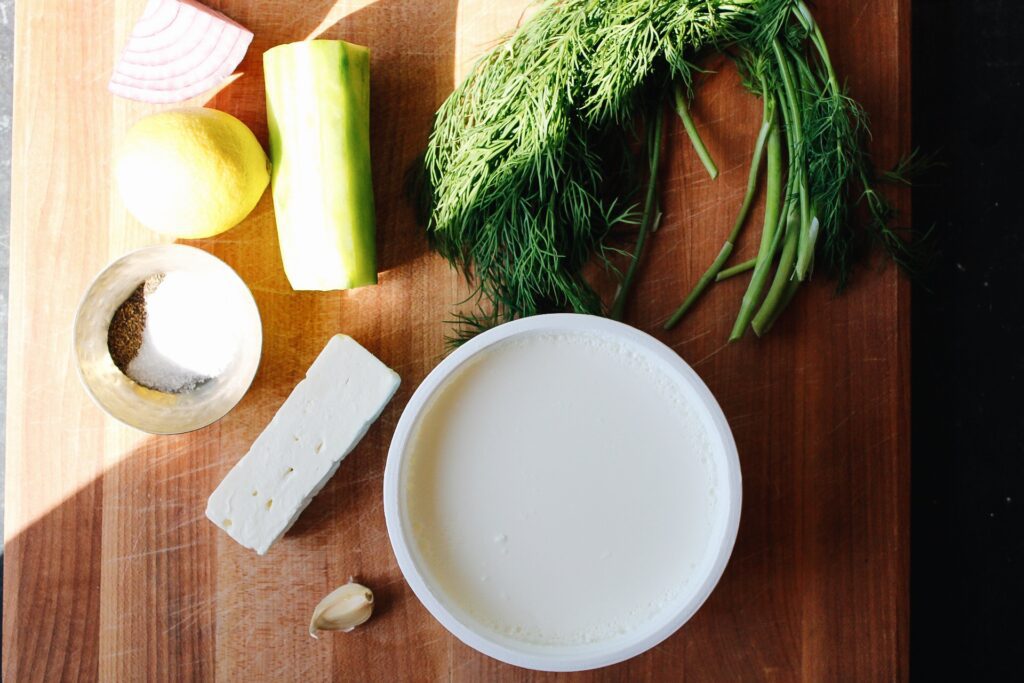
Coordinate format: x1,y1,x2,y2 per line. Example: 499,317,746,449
1,411,409,680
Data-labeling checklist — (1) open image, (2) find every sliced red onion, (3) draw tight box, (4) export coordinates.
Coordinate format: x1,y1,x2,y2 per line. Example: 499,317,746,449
109,0,253,103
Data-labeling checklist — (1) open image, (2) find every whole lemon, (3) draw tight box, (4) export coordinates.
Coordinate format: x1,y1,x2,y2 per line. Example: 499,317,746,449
116,108,271,238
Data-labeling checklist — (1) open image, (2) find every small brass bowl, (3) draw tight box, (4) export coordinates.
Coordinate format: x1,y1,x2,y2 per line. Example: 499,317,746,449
73,244,263,434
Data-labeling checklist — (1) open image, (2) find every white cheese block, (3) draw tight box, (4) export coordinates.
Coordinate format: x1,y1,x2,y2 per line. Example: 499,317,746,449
206,334,400,554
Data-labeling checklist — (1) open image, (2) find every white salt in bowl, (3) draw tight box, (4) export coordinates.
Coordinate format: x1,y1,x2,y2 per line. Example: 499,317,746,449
73,244,262,434
384,314,741,671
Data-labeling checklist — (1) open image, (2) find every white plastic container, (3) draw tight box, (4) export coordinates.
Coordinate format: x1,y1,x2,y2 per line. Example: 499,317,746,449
383,314,741,671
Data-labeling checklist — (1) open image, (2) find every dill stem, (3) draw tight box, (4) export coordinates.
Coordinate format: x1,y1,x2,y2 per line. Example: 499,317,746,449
756,212,816,335
790,51,821,278
773,39,812,281
664,96,773,329
673,81,719,180
756,275,801,336
752,205,800,335
729,190,790,285
664,241,732,329
730,113,783,341
794,0,840,95
716,258,756,281
610,104,665,321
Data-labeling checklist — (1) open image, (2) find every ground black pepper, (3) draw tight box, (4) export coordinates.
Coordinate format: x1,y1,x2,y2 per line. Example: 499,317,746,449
107,274,164,375
107,283,146,374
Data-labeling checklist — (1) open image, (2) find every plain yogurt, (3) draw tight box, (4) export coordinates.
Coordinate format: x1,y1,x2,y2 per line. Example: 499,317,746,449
402,329,719,646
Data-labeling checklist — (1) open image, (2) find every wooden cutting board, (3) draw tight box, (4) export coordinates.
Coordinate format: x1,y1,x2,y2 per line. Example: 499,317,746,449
3,0,910,680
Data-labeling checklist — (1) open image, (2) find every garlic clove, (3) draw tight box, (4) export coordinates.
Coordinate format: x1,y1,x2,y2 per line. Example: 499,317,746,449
309,581,374,638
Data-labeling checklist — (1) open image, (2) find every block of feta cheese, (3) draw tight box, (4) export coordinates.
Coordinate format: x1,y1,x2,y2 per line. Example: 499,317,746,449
206,335,400,554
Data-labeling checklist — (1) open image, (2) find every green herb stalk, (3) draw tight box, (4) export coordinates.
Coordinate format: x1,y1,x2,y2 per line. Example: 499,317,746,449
716,258,756,281
673,82,719,180
730,117,784,341
611,103,665,321
665,94,773,329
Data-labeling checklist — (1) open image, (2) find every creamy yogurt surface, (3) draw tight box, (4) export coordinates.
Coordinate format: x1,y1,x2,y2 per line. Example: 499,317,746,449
402,330,719,646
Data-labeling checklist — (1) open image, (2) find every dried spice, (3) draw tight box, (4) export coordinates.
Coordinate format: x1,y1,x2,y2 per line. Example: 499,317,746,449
105,271,238,393
107,281,147,374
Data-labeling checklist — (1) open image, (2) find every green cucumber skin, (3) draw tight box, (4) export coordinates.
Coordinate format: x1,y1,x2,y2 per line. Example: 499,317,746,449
264,40,378,291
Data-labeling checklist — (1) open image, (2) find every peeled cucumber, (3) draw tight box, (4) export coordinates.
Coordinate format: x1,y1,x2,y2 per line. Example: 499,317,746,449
264,40,377,290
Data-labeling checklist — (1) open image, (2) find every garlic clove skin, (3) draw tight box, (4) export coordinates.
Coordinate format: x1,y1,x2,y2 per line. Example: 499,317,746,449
309,582,374,638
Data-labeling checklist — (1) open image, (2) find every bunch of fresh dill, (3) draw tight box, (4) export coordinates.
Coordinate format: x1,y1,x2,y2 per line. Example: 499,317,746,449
421,0,916,343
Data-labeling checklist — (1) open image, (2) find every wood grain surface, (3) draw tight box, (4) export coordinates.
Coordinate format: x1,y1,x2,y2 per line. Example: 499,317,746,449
3,0,910,680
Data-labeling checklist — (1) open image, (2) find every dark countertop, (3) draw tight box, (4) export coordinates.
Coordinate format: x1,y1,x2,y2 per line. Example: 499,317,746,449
912,0,1024,678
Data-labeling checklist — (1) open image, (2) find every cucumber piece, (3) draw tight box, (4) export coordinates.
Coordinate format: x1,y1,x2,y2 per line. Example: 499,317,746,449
264,40,377,290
